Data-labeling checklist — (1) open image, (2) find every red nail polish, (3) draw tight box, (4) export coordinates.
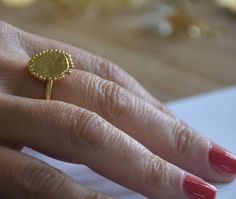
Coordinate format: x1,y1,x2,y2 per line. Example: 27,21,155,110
183,175,217,199
209,145,236,175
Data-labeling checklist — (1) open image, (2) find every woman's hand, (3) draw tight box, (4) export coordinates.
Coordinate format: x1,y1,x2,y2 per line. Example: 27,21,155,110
0,21,235,199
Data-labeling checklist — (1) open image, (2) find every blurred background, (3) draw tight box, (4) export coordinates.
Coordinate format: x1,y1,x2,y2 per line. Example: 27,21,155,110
0,0,236,102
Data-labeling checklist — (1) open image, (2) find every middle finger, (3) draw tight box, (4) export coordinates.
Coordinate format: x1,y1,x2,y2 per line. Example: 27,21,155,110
0,93,188,199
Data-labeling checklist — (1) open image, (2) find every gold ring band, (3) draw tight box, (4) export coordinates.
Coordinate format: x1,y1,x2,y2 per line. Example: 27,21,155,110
27,49,74,100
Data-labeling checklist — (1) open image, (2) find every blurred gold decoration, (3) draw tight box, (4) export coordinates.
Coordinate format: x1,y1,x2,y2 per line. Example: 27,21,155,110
141,0,218,39
167,5,213,39
215,0,236,13
1,0,37,7
0,0,219,39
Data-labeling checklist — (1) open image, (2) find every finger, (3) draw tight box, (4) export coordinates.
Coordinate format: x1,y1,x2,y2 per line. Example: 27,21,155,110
42,70,236,182
0,145,113,199
0,20,174,118
0,94,217,199
3,48,236,185
1,21,234,182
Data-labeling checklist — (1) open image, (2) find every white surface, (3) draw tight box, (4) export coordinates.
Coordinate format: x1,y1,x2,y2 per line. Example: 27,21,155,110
168,87,236,199
23,86,236,199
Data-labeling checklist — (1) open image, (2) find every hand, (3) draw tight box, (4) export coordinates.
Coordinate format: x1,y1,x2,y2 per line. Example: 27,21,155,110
0,20,235,199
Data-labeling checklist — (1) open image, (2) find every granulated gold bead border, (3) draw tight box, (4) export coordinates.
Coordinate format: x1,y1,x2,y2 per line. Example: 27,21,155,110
27,49,74,81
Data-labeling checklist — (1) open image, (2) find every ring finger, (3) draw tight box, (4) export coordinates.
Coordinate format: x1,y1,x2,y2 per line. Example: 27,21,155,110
7,65,236,183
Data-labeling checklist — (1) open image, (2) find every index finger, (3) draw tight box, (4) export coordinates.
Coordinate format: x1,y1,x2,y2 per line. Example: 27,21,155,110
0,20,174,117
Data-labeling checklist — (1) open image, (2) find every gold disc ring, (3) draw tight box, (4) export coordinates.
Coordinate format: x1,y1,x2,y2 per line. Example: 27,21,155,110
27,49,74,100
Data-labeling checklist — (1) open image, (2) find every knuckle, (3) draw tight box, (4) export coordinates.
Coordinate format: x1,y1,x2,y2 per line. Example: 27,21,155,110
0,21,27,58
0,20,5,30
0,21,16,43
101,81,132,121
77,70,95,92
96,59,133,88
0,20,9,31
172,123,196,158
145,156,169,188
69,109,110,150
95,58,118,80
18,160,64,198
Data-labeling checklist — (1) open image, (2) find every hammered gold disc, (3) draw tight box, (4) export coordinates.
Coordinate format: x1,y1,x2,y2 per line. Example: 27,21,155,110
28,49,74,81
27,49,74,100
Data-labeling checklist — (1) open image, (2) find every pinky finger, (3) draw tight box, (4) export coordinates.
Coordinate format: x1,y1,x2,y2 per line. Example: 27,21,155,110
0,145,113,199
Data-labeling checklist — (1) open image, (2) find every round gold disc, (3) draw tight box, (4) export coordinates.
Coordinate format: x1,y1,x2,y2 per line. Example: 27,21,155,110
27,49,74,100
28,49,74,81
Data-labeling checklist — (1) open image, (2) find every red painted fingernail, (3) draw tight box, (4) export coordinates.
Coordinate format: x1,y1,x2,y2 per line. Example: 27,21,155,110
183,175,217,199
209,145,236,175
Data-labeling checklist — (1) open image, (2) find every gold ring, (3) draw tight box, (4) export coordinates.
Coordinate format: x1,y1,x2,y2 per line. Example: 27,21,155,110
27,49,74,100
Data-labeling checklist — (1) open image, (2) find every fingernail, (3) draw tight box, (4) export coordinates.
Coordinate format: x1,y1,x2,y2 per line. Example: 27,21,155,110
209,144,236,175
183,175,217,199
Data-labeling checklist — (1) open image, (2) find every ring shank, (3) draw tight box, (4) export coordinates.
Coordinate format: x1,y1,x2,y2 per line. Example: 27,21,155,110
46,80,53,100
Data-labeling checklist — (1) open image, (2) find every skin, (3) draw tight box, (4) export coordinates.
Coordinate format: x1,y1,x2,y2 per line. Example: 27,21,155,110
0,20,234,199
